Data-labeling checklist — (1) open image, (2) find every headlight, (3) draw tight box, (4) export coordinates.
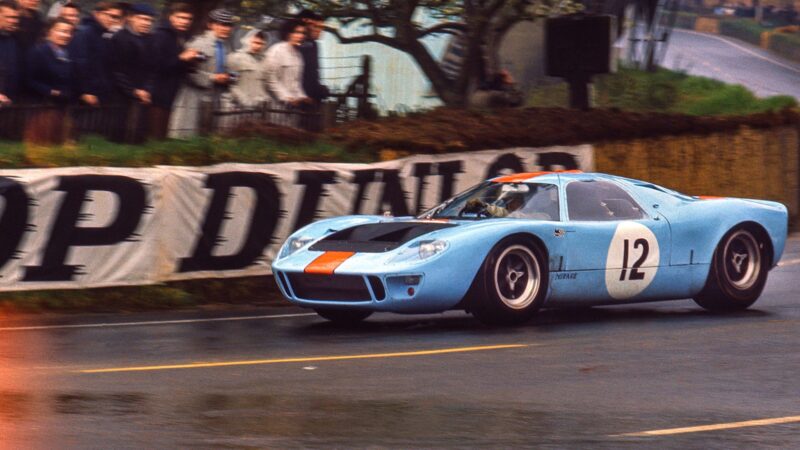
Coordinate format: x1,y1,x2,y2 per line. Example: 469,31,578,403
419,240,448,259
278,236,315,259
388,240,449,264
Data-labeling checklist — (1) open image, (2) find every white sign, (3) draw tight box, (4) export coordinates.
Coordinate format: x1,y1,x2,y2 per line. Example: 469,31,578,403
0,146,593,291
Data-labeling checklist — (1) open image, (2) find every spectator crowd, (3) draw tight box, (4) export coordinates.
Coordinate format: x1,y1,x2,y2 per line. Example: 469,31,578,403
0,1,331,142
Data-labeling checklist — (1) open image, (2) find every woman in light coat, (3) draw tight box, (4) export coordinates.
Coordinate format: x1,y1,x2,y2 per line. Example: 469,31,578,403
264,19,310,127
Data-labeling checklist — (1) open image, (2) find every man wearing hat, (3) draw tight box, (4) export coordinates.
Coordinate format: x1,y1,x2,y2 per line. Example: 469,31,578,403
168,8,236,138
108,2,155,142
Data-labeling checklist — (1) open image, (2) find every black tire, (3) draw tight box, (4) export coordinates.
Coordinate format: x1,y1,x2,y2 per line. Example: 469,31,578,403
469,237,548,326
693,227,769,312
314,308,372,325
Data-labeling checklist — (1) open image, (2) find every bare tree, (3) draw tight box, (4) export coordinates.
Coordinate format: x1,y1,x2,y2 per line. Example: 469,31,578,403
299,0,581,107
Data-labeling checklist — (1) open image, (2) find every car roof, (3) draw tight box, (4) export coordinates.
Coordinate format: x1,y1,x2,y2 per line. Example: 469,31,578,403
490,171,633,184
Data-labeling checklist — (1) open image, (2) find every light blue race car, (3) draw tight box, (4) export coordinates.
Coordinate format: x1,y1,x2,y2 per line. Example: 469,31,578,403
272,171,788,325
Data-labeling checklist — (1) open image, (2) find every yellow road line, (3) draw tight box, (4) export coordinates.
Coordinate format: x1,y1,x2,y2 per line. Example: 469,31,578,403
79,344,531,374
614,415,800,437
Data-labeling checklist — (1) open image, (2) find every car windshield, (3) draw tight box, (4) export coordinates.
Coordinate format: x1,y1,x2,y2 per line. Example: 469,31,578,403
419,182,560,221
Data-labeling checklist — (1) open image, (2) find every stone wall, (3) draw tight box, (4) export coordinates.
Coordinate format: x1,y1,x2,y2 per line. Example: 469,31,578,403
594,125,799,226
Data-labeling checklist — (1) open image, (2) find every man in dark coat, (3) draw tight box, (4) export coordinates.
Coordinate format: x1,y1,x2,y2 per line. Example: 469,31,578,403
16,0,44,51
109,3,155,142
0,1,20,104
70,2,124,106
296,9,329,104
149,2,196,139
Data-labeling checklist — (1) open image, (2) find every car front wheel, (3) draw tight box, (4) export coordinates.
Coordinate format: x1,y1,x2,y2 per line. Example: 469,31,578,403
470,237,548,326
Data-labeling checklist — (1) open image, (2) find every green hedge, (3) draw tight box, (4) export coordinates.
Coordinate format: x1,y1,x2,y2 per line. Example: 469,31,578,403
768,32,800,62
719,18,768,46
674,11,697,30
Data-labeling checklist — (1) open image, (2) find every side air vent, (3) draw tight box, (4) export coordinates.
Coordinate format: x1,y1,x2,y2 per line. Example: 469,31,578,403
367,276,386,300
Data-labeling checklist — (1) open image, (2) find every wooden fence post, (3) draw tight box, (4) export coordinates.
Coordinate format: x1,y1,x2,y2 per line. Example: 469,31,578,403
199,100,214,136
358,55,372,119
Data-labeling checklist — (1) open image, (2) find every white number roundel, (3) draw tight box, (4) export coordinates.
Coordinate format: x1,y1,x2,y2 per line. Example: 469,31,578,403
605,222,660,300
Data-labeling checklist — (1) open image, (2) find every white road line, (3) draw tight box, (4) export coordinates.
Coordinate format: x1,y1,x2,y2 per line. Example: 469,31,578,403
778,258,800,267
674,29,800,75
0,312,317,332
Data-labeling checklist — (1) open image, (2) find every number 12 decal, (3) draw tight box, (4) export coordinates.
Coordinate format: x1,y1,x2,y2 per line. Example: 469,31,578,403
620,238,649,281
606,222,660,300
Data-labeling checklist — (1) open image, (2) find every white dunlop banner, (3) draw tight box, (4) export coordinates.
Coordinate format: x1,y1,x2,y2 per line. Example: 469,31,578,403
0,145,593,291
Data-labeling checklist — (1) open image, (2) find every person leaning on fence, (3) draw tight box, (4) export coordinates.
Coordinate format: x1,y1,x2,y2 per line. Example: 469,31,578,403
0,1,21,105
227,29,268,109
168,8,236,139
264,18,310,128
16,0,44,52
149,2,197,140
70,2,124,107
108,3,155,143
24,18,76,144
296,10,329,105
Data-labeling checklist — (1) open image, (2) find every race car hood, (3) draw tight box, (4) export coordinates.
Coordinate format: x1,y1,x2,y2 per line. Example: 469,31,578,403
309,221,457,253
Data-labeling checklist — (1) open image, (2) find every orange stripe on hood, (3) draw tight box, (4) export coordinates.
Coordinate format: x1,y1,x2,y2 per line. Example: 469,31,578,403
305,251,355,275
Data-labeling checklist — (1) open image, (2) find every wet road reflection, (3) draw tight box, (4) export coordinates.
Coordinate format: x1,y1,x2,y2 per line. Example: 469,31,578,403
0,237,798,447
0,314,51,448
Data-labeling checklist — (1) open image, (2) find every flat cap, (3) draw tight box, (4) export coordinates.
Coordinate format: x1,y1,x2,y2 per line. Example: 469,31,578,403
209,8,237,25
129,3,156,16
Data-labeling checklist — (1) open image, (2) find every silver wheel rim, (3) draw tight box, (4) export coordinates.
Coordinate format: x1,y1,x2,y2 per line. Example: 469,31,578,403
722,230,761,291
493,245,540,310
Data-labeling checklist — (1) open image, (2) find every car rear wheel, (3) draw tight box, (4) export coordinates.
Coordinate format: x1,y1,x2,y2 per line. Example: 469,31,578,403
470,237,548,326
693,227,769,312
314,308,372,325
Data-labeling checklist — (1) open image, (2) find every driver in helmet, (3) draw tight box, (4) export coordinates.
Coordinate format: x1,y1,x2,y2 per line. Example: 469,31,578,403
486,190,525,218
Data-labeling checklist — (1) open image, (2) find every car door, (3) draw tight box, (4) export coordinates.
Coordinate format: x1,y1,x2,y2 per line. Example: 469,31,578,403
561,178,671,302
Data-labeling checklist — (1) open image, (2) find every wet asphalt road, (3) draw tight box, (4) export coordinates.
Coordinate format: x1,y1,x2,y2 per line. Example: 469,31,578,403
1,237,799,448
662,29,800,100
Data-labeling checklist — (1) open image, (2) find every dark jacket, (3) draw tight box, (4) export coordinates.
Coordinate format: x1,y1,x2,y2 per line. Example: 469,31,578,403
109,28,154,101
70,16,117,103
151,21,191,109
16,10,45,52
16,9,45,99
26,43,75,104
298,40,329,102
0,33,20,100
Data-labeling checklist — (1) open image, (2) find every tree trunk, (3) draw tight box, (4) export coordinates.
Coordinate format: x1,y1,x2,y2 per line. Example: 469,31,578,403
754,0,763,24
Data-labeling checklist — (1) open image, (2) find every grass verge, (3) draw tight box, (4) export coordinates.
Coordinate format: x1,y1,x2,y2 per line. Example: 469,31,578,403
531,67,797,115
0,134,370,170
0,277,285,314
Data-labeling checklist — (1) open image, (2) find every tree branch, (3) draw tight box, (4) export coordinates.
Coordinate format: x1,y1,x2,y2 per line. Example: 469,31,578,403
417,22,468,38
325,27,409,52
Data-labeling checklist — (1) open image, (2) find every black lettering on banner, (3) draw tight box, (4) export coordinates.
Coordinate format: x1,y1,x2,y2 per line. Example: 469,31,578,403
410,161,463,215
350,169,376,215
537,152,580,171
376,169,410,216
292,170,337,232
0,177,30,272
411,163,431,215
485,153,525,180
349,169,410,216
436,161,464,203
23,175,147,282
620,238,649,281
178,172,282,272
